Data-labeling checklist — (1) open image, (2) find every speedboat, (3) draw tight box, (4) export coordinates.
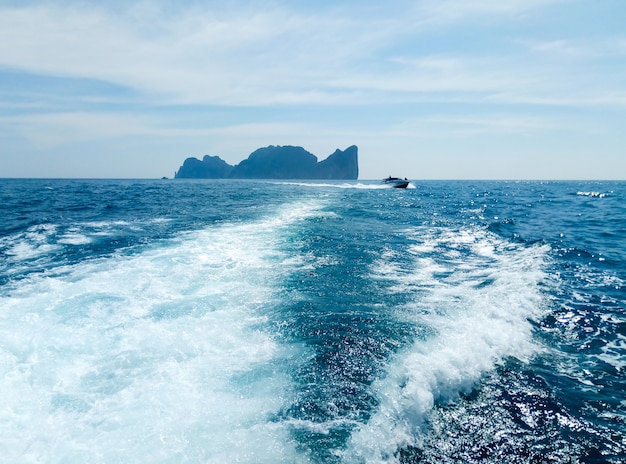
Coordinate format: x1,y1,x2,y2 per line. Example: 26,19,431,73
382,176,409,188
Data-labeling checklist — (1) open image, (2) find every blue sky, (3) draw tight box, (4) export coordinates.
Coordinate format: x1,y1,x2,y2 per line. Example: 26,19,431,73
1,0,625,179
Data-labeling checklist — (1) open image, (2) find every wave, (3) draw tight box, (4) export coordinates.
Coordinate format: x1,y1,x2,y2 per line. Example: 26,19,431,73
576,191,609,198
0,218,179,285
0,200,326,463
343,227,551,462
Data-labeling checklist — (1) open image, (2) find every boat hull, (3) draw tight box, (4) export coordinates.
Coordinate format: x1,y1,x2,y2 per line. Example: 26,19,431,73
383,177,410,188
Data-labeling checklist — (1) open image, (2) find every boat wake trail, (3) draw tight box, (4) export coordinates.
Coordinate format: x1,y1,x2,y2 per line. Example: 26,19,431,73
344,227,550,463
0,200,326,463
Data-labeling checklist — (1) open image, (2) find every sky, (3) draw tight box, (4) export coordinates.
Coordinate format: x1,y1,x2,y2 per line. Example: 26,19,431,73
1,0,625,179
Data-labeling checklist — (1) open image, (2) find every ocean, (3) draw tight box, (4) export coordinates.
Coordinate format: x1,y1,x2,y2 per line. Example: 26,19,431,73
0,179,624,463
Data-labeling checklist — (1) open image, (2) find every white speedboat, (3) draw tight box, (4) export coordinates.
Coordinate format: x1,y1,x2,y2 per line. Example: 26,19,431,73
382,176,409,188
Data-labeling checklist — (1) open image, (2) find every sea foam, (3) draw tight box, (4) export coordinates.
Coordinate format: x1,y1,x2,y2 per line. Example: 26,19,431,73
344,227,550,462
0,201,324,463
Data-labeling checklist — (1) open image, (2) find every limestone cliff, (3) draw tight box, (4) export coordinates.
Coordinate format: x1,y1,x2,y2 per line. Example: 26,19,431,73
174,145,358,180
315,145,358,179
175,155,233,179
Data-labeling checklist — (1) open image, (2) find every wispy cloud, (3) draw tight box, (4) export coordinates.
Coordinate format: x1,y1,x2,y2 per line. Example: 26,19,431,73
2,112,160,148
0,0,592,107
0,2,391,105
523,37,626,59
410,0,571,26
1,110,320,149
384,113,571,138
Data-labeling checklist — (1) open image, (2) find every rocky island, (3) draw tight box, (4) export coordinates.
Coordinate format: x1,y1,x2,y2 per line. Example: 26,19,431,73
174,145,358,180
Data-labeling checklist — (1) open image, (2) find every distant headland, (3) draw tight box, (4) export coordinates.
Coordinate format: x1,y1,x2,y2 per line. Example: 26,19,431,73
174,145,358,180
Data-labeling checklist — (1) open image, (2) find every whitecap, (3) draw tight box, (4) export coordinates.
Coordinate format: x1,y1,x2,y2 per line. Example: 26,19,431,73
344,227,550,462
0,200,326,463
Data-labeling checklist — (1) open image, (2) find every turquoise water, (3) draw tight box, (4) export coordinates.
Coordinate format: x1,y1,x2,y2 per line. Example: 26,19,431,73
1,179,624,463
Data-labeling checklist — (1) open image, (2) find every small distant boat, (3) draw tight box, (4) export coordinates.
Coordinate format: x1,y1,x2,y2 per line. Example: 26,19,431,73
382,176,410,188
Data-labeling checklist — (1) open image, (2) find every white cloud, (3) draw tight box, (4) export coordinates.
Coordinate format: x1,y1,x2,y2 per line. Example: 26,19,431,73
0,0,584,107
524,37,626,60
410,0,571,26
1,110,324,151
0,2,393,105
2,112,157,148
1,0,623,112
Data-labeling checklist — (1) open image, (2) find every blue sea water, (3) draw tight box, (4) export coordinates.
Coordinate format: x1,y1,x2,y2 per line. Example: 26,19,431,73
0,179,624,463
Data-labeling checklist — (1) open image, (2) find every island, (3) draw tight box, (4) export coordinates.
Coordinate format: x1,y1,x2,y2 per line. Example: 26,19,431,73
174,145,358,180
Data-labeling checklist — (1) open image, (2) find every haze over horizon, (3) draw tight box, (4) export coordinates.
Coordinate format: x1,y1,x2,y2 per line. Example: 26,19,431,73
1,0,625,179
